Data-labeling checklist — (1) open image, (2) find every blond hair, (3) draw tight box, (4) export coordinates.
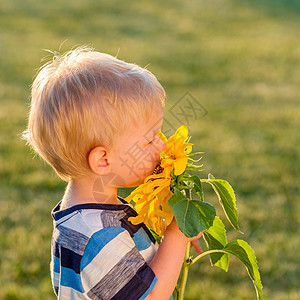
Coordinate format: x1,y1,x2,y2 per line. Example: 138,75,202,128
22,46,165,181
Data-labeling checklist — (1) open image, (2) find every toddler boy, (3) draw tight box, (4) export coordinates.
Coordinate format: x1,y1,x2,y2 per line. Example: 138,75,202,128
23,47,201,300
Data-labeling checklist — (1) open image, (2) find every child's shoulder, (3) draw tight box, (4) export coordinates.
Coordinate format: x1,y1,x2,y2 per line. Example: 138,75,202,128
51,200,133,255
50,198,159,299
51,197,157,253
52,199,131,232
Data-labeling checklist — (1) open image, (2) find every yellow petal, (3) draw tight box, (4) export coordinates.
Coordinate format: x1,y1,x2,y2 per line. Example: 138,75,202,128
134,196,149,211
161,157,174,167
175,125,188,139
143,178,170,195
174,157,188,175
175,143,193,157
159,218,166,236
161,193,173,214
144,172,164,183
158,130,168,144
157,187,171,203
183,143,193,155
164,213,174,226
124,191,139,203
128,215,144,225
173,136,186,155
148,199,159,219
150,183,171,199
164,142,175,157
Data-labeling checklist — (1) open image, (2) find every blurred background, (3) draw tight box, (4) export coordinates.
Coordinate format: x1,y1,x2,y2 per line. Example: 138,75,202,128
0,0,299,299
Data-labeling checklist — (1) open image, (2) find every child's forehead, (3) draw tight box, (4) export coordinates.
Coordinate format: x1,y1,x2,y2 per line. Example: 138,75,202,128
139,109,163,131
124,109,163,139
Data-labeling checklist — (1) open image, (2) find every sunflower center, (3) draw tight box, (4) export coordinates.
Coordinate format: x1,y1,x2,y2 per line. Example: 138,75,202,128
153,162,164,175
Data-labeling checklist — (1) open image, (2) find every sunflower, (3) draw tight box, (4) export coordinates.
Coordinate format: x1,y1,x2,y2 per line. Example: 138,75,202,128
125,125,195,236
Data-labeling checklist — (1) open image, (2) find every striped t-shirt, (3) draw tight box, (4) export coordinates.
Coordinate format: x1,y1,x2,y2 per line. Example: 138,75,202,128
51,196,159,299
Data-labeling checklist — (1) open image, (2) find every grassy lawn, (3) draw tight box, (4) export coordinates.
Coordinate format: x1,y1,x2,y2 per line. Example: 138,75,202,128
0,0,299,299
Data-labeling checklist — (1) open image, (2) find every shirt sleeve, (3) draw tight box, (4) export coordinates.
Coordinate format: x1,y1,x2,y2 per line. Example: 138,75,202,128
80,226,157,300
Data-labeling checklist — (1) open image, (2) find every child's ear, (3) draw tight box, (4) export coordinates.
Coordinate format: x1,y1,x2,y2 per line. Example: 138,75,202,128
88,146,111,175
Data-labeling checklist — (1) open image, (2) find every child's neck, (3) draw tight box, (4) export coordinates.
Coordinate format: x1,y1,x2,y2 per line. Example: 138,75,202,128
61,176,121,210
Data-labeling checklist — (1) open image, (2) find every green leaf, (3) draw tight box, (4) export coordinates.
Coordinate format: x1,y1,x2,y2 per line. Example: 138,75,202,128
190,175,204,201
224,240,263,300
168,188,216,238
202,177,240,232
203,217,229,271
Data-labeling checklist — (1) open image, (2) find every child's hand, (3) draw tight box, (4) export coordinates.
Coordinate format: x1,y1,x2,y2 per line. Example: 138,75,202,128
187,231,203,241
167,218,203,242
147,218,203,299
188,232,203,254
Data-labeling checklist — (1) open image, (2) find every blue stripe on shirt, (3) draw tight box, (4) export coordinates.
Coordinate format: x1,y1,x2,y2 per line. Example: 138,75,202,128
51,201,159,299
81,226,126,271
53,255,60,273
132,228,153,252
61,266,85,293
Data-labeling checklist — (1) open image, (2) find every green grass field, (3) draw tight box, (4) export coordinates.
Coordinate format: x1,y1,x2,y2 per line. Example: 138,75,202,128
1,0,299,299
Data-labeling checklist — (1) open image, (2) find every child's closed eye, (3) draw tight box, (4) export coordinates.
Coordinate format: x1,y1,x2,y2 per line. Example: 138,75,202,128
148,135,159,145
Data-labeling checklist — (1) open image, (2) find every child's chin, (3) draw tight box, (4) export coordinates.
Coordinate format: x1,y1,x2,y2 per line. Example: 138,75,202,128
130,177,145,187
128,175,148,187
126,168,155,187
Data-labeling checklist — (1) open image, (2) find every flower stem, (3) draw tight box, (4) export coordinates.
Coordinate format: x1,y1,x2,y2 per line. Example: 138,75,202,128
190,249,228,267
177,242,191,300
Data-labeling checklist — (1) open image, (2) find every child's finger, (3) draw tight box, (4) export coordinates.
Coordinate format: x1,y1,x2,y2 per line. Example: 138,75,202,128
191,240,203,255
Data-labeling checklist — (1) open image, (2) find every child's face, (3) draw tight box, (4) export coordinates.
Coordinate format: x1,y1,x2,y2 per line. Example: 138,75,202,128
110,109,165,187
